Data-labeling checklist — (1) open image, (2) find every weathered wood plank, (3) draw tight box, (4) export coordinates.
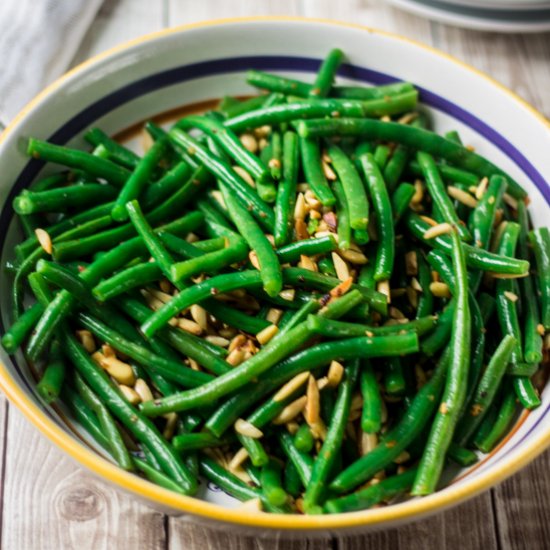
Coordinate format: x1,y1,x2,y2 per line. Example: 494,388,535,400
1,407,166,550
492,450,550,550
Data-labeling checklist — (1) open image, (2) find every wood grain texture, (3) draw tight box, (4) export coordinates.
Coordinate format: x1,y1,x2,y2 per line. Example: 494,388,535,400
1,1,549,549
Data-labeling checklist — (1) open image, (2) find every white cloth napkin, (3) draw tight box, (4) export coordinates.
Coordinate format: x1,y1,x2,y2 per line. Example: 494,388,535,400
0,0,104,125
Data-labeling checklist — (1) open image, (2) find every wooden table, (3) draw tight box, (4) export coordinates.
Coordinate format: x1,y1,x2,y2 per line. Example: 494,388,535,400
2,1,549,548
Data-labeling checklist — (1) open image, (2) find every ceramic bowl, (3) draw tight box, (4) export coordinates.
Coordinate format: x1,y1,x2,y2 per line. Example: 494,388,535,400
0,17,548,535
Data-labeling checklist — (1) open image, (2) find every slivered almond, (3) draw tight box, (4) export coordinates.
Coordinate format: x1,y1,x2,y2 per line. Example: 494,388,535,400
272,395,307,424
159,279,172,294
188,358,201,371
405,251,418,276
488,272,529,279
76,330,95,353
134,379,154,403
176,318,203,335
234,418,263,439
286,421,300,435
490,220,508,252
228,447,249,471
146,288,174,304
377,280,391,303
141,128,154,152
254,125,271,138
240,133,258,153
331,252,350,282
476,177,489,200
330,276,353,298
205,335,230,347
304,190,322,210
273,371,310,402
310,420,327,440
35,228,52,254
397,112,418,125
350,392,364,411
186,232,200,243
339,248,368,265
298,254,318,272
412,180,424,204
210,190,226,209
322,159,337,180
406,286,419,308
226,348,246,367
360,432,378,456
294,193,306,220
256,324,278,345
447,186,478,208
279,288,295,301
233,165,255,187
96,355,135,385
504,290,519,302
423,222,454,239
389,306,407,320
190,304,208,331
411,277,423,292
295,218,309,241
305,375,321,425
249,250,260,270
503,192,518,210
393,451,410,465
101,344,116,358
317,377,329,391
327,361,345,387
419,215,438,227
266,308,283,325
229,334,247,352
119,385,141,405
163,412,178,439
429,281,452,298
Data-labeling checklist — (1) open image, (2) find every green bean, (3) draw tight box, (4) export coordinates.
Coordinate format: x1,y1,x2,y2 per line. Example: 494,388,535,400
278,432,314,487
168,128,273,231
267,130,282,181
64,333,196,491
133,457,188,495
474,386,518,453
297,118,526,199
28,138,130,186
304,360,358,511
284,461,302,497
202,299,270,334
222,94,270,118
318,256,337,277
276,235,337,263
1,302,43,353
226,98,364,133
385,358,406,396
219,184,282,297
469,175,506,249
36,340,66,404
294,424,315,453
172,433,230,451
455,335,516,446
299,136,336,206
260,459,289,507
447,443,477,466
329,144,369,231
310,48,344,97
93,262,162,301
391,183,415,222
332,180,351,250
360,152,395,280
326,468,417,514
513,376,541,410
172,237,249,283
529,227,550,329
236,432,269,467
74,372,133,471
162,232,225,256
416,151,471,241
274,131,299,247
13,184,117,215
178,115,270,183
405,213,529,276
84,128,140,169
412,230,470,496
360,361,383,434
331,350,448,493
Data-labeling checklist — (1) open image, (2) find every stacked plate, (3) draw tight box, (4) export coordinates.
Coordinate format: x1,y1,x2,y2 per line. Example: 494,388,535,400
389,0,550,32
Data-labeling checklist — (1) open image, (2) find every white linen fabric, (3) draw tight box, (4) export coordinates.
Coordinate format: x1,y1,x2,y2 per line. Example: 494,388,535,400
0,0,104,125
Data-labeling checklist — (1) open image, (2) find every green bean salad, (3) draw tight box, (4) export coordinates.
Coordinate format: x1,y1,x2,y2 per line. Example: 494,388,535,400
3,48,549,515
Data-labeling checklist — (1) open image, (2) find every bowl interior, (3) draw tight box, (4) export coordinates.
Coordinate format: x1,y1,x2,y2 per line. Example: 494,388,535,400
0,19,548,531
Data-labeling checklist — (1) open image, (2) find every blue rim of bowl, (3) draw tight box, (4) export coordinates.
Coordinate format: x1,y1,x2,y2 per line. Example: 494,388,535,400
0,18,550,528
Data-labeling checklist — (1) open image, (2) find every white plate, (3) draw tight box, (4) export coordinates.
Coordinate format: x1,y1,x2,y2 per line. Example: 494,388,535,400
438,0,550,11
390,0,550,31
0,18,548,534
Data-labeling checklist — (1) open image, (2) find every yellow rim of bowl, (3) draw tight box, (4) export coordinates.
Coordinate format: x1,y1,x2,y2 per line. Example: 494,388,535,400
0,16,549,530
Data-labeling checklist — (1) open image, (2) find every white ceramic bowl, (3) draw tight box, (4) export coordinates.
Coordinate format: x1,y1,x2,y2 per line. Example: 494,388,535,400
0,17,548,535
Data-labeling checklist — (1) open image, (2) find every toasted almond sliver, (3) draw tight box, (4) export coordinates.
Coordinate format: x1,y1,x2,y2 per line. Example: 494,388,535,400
503,192,518,210
310,419,327,441
188,358,201,371
327,361,345,388
234,418,264,439
360,432,379,456
279,288,295,301
146,288,174,304
272,395,307,424
447,186,478,208
249,250,260,270
163,412,178,440
226,348,246,367
266,308,283,325
330,276,353,298
228,334,247,352
322,159,337,181
389,306,407,320
134,379,154,403
339,248,368,265
405,251,418,276
159,279,172,294
294,193,307,221
377,280,391,304
119,385,141,405
233,165,255,187
537,324,545,336
286,421,300,435
273,371,311,402
35,228,52,254
412,180,424,204
423,222,454,240
210,190,226,210
76,330,95,353
101,344,116,358
177,318,203,336
393,451,410,465
476,177,489,200
228,447,249,471
411,276,423,292
240,133,258,154
256,324,279,346
350,392,364,412
331,252,350,282
298,254,318,272
305,375,321,425
430,281,452,298
487,271,529,279
397,112,418,125
419,215,438,227
406,286,419,308
141,128,154,153
295,218,309,241
98,355,135,385
304,189,322,210
190,304,208,331
317,377,329,391
205,335,230,347
504,290,519,302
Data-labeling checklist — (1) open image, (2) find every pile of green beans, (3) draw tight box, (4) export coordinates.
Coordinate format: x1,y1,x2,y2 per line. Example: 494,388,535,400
2,48,547,515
